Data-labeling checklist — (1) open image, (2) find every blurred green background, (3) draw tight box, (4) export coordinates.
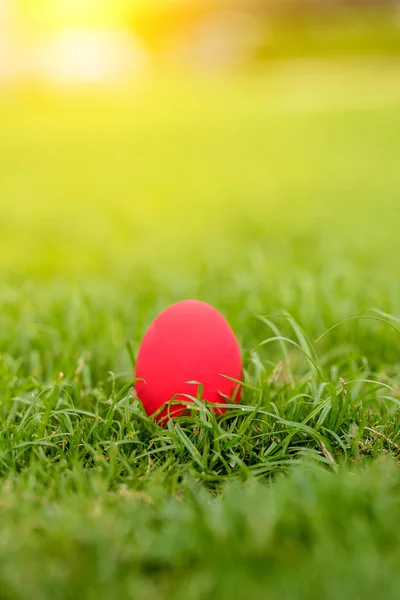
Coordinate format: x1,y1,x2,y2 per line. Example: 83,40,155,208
1,65,400,281
1,1,400,346
1,0,400,278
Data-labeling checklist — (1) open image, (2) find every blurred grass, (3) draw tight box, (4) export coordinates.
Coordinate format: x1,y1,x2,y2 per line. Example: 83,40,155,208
2,459,400,600
1,60,400,280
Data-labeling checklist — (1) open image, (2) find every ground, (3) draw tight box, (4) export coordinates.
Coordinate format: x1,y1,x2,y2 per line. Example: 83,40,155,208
1,60,400,599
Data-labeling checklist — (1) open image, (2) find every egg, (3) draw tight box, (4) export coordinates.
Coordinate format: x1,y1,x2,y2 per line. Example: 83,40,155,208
135,300,242,422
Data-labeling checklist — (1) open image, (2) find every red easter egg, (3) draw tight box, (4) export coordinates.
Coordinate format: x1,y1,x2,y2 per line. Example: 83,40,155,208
135,300,242,422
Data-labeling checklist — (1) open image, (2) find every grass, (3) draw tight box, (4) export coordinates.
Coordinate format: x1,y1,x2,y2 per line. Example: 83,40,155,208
1,59,400,598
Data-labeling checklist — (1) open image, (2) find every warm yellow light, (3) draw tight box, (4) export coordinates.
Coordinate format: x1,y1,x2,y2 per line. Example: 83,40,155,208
17,0,135,30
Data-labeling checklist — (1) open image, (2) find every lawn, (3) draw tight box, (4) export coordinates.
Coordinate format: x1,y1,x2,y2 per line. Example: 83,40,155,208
1,60,400,599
